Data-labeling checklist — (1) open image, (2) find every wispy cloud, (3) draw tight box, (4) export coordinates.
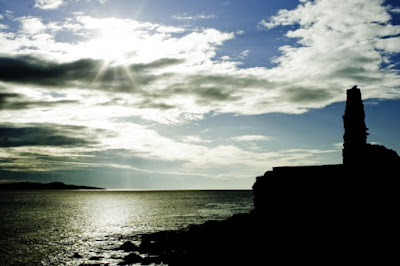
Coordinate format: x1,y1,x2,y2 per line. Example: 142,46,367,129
172,14,215,20
34,0,64,10
182,136,212,144
34,0,108,9
391,8,400,14
230,135,270,142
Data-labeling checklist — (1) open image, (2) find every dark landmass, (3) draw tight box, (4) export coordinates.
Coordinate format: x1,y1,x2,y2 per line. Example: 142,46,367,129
108,87,399,265
114,205,398,265
117,211,391,265
115,212,338,266
115,213,266,265
0,181,104,190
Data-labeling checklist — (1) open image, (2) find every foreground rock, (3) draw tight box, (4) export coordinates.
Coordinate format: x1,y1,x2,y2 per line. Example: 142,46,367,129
119,253,143,265
118,213,345,265
119,241,140,252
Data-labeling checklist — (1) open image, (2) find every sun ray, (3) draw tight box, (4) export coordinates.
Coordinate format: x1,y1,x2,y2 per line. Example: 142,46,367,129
93,60,109,83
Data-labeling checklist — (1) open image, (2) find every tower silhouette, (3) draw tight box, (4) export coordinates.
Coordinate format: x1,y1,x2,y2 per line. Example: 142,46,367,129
342,86,369,165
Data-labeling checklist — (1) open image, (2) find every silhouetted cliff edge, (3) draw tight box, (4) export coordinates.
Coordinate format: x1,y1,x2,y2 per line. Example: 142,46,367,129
0,181,104,190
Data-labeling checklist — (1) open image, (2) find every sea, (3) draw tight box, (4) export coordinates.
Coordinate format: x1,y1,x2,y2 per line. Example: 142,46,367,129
0,190,253,265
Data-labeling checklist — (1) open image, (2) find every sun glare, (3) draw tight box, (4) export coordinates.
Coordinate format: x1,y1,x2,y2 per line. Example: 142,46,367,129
94,27,134,65
88,22,140,84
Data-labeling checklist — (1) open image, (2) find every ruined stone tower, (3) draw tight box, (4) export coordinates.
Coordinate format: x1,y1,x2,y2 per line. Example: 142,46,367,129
342,86,369,165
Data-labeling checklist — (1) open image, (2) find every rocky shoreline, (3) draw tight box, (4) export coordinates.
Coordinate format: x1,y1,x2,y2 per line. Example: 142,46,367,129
111,212,348,266
109,202,398,266
116,213,258,266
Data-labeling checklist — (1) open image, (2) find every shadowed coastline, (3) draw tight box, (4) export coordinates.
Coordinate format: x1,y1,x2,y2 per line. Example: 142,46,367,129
110,87,399,265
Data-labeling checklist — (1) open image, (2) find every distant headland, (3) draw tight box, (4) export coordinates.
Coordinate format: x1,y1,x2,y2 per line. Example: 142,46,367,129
0,181,104,190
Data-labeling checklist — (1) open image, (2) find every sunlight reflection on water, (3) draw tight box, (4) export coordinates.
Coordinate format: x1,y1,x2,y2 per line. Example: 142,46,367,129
0,190,253,265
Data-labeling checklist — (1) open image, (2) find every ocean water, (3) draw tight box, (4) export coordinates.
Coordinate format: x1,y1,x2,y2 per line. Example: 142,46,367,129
0,190,253,265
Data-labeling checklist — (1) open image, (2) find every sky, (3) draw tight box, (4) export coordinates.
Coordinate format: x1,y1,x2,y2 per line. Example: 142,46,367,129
0,0,400,189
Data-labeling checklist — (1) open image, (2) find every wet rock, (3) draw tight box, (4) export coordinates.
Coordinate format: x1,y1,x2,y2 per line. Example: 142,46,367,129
141,256,160,265
89,256,103,261
119,253,143,265
72,252,82,258
119,241,139,252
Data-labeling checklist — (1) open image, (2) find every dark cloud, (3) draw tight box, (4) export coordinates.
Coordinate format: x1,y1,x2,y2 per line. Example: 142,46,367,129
0,93,19,108
0,123,96,147
153,74,270,102
198,87,232,101
0,92,77,110
329,67,384,83
189,74,269,88
139,99,176,110
0,55,184,91
130,58,184,72
285,87,333,103
0,56,100,86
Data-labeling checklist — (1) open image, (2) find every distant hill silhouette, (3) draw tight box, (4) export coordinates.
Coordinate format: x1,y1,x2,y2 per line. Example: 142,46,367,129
0,181,104,190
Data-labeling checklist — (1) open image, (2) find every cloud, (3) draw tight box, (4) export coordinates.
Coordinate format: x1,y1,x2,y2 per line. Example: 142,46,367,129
34,0,64,10
284,87,334,103
0,122,108,173
0,56,100,87
240,50,250,58
172,14,215,20
0,3,399,163
34,0,108,10
0,123,96,148
1,3,399,127
390,8,400,14
259,0,400,101
376,37,400,53
230,135,270,142
0,55,184,92
16,16,47,34
182,136,212,144
91,0,109,4
0,91,77,110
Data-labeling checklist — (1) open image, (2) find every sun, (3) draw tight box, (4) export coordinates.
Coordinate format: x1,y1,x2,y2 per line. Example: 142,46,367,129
82,16,145,67
87,20,139,84
94,26,135,65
